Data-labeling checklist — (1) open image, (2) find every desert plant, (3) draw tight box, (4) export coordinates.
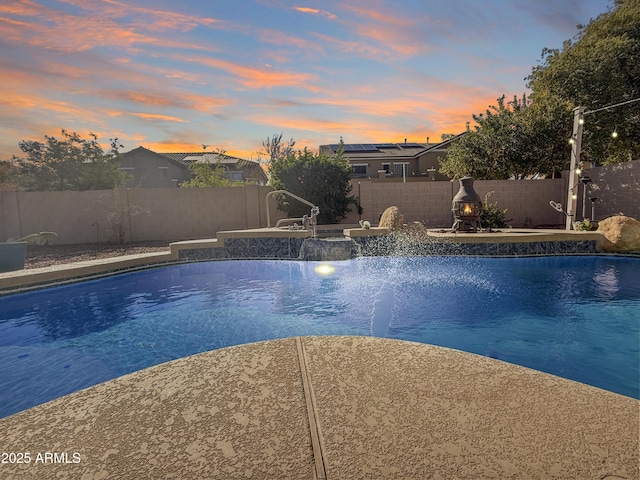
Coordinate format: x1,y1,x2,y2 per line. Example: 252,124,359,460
573,218,598,231
480,191,511,229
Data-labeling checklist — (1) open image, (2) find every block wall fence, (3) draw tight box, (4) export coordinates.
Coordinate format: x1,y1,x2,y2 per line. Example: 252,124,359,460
0,160,637,245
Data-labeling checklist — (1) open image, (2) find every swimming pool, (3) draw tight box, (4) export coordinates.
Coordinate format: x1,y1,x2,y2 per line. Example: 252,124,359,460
1,255,638,418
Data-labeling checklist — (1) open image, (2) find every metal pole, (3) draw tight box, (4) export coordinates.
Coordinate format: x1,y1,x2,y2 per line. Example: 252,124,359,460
566,106,584,230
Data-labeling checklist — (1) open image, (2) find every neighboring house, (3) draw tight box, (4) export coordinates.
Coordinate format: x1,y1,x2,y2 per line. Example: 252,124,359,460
117,147,268,187
164,152,268,186
319,133,466,181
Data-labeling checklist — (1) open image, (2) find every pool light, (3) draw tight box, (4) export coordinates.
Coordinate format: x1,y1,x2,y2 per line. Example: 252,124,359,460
314,264,336,276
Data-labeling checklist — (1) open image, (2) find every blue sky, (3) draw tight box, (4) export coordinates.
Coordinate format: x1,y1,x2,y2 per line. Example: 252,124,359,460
0,0,612,162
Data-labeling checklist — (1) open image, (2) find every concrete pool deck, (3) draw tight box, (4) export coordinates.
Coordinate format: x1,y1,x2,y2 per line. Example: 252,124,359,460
0,336,637,479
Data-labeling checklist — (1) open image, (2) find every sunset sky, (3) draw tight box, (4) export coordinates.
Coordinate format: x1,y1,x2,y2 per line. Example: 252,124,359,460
1,0,612,162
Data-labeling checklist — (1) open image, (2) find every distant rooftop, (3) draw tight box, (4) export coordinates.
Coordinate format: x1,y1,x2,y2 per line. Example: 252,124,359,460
325,143,428,153
160,151,260,168
322,134,467,157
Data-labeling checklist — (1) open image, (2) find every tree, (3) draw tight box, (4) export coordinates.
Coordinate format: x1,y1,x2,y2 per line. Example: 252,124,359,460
0,160,19,190
262,133,296,167
527,0,640,165
268,140,355,224
180,148,238,188
441,1,638,178
11,130,126,191
439,95,571,179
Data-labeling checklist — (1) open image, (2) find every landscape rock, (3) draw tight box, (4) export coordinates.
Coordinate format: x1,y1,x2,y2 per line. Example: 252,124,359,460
378,206,404,231
597,215,640,252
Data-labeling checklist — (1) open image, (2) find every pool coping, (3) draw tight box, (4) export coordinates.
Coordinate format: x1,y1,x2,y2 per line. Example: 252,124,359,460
0,228,620,295
0,336,637,479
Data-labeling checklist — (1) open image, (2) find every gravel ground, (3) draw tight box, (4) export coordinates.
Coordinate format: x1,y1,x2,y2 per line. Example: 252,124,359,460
24,242,172,269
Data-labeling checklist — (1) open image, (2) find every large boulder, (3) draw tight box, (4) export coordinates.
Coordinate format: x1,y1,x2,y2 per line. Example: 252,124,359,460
378,206,404,231
597,215,640,252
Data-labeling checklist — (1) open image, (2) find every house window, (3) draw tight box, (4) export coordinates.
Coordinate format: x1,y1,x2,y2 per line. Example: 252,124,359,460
223,171,244,181
393,163,408,177
352,164,367,178
382,163,391,174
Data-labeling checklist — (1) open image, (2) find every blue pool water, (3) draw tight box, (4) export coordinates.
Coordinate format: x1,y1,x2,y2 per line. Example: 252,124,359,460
1,256,638,418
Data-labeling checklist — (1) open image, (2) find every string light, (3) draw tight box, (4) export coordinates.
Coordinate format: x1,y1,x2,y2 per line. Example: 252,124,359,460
612,128,618,138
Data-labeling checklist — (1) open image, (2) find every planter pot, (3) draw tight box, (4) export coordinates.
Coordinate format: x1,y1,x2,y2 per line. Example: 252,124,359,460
0,242,27,273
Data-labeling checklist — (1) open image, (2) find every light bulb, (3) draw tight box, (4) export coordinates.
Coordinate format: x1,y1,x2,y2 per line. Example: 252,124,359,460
612,130,618,138
568,138,575,145
575,167,582,175
572,194,577,200
579,117,584,125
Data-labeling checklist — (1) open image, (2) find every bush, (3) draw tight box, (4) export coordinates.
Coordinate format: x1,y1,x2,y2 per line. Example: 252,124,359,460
268,145,355,224
480,191,511,229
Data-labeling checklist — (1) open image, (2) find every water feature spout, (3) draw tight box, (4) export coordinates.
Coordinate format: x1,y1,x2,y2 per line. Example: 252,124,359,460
266,190,318,228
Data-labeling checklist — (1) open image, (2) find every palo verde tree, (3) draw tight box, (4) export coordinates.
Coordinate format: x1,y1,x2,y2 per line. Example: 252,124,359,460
527,0,640,164
12,129,126,191
268,139,355,224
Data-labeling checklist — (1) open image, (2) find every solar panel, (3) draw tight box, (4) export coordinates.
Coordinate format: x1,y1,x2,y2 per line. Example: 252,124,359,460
330,143,381,153
401,143,424,148
375,143,397,148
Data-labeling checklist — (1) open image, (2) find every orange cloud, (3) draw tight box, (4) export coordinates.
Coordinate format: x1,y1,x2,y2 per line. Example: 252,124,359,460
0,0,44,16
142,141,204,153
257,28,325,56
329,2,433,58
129,113,189,123
312,33,391,59
1,0,222,56
60,0,221,32
294,6,337,19
179,55,318,90
96,87,234,114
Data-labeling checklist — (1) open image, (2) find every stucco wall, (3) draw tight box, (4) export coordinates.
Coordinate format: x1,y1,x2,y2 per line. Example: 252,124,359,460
347,159,639,228
578,159,639,221
0,185,282,244
0,160,637,244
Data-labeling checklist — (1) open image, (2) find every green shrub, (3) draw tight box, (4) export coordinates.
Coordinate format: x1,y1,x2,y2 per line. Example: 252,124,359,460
573,218,597,231
480,191,511,229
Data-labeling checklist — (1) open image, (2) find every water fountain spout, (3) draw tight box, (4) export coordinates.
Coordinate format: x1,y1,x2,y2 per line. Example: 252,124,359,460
266,190,318,230
309,206,319,237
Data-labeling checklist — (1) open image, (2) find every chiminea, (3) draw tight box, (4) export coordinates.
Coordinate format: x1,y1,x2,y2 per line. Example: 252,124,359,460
451,176,483,232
